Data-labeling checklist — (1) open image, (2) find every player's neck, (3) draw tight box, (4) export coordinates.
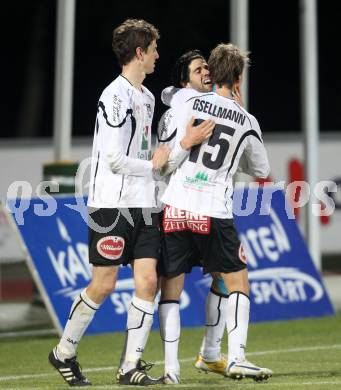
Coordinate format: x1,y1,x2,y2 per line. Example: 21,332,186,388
214,84,233,99
121,63,145,91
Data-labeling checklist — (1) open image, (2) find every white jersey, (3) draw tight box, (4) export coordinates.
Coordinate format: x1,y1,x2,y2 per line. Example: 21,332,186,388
161,88,270,218
155,107,178,202
88,75,156,208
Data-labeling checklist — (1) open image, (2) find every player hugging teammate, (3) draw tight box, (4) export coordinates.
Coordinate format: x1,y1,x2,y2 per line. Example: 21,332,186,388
48,17,272,387
156,45,272,383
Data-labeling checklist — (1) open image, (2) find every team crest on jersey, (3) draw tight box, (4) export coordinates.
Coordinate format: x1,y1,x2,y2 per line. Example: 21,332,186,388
144,103,153,119
239,244,247,264
163,205,211,235
97,236,125,260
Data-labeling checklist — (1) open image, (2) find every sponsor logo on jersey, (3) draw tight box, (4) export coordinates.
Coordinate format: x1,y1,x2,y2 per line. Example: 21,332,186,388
163,205,211,234
112,94,123,123
96,236,125,260
184,171,215,190
195,171,208,181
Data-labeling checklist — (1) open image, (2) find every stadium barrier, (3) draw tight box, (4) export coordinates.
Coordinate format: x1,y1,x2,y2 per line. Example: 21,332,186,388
7,187,335,335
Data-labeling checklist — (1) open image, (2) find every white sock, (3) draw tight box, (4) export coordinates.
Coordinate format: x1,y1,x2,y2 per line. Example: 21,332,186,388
200,288,228,362
158,300,180,375
121,296,154,373
56,289,100,361
226,292,250,363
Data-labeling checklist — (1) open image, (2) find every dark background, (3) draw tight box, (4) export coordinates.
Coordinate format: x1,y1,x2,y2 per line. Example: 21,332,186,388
1,0,340,139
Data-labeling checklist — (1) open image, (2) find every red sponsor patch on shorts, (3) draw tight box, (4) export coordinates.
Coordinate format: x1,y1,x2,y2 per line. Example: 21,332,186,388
239,244,247,264
97,236,125,260
163,205,211,235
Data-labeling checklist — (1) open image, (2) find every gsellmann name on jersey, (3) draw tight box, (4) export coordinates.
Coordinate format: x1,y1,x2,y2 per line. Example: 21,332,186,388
192,98,246,126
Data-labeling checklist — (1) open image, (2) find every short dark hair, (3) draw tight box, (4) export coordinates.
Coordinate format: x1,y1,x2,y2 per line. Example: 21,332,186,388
208,43,249,88
112,19,159,67
172,50,206,88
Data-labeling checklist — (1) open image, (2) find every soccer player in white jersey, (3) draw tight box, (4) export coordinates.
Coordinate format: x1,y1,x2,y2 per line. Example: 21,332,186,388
156,50,232,384
48,19,171,387
161,43,273,381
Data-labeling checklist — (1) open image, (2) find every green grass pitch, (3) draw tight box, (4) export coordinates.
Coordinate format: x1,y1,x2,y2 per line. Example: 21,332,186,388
0,312,340,389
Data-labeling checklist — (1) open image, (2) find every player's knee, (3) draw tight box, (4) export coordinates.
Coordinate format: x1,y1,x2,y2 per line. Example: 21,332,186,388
136,273,158,295
89,278,116,298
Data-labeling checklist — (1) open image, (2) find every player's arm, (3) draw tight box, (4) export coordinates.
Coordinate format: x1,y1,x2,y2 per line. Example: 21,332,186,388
241,118,270,179
107,145,169,175
160,117,214,176
161,86,180,107
160,91,214,176
99,97,169,176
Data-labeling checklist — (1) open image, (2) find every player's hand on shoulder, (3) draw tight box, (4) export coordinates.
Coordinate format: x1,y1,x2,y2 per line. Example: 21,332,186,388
181,116,215,150
152,144,171,169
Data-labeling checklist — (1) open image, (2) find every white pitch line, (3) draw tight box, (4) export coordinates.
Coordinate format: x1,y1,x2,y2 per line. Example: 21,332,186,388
89,381,341,389
246,343,341,356
2,380,341,390
0,343,341,382
0,329,57,338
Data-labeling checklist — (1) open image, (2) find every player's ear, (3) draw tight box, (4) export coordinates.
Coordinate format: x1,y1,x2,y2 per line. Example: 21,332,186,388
236,74,243,87
136,47,144,61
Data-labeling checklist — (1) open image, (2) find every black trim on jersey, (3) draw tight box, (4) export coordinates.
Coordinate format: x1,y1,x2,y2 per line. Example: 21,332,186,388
119,74,134,86
126,108,136,155
157,129,177,143
98,101,131,128
97,101,137,203
92,151,100,201
185,93,214,103
225,130,262,179
118,176,125,202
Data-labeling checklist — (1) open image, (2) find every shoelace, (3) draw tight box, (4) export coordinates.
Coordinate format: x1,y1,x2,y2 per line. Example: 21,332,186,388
136,359,154,372
67,357,85,379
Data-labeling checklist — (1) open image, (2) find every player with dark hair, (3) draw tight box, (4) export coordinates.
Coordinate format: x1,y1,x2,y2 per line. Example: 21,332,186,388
157,49,233,384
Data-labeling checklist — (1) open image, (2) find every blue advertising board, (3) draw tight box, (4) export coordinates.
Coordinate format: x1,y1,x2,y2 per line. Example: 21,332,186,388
232,187,335,322
8,187,334,335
